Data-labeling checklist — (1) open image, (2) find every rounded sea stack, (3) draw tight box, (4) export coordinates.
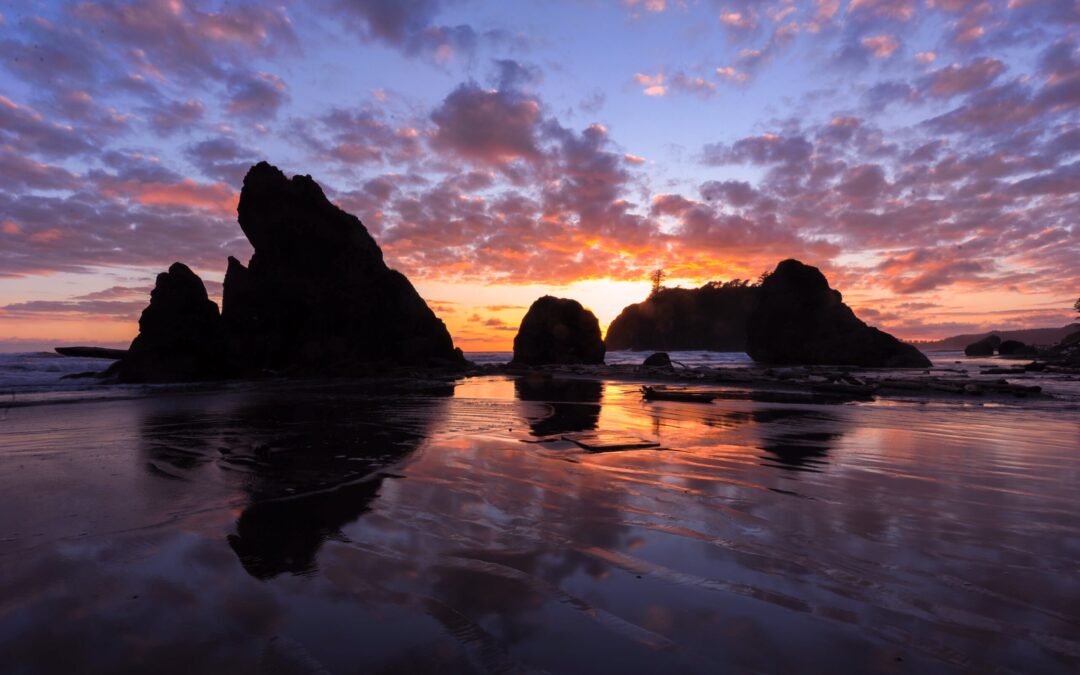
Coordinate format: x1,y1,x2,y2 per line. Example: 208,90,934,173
512,296,605,365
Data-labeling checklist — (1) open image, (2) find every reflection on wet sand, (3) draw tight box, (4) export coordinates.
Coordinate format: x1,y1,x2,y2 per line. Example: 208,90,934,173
514,375,603,435
1,376,1079,673
139,382,454,579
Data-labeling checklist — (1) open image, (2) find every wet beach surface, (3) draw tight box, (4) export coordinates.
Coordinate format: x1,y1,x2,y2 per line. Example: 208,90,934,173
1,375,1079,673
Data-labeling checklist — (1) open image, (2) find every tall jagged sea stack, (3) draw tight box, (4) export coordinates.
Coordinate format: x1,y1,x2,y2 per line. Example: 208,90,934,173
110,162,462,382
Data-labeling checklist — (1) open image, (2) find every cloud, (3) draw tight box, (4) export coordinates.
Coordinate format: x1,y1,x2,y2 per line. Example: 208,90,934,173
225,71,289,119
329,0,479,59
623,0,668,16
702,133,813,165
99,178,239,215
633,71,717,98
861,34,899,58
924,57,1005,97
149,99,205,135
0,95,94,158
430,84,543,165
185,136,258,185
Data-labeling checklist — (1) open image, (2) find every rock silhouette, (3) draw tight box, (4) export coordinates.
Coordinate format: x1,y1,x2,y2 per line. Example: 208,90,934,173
111,162,463,382
107,263,228,383
997,339,1035,356
746,259,931,368
222,162,462,373
964,335,1000,356
605,282,756,351
643,352,672,368
512,296,605,365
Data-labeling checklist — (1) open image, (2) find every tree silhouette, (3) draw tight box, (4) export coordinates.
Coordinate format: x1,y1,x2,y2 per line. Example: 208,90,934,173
649,268,666,298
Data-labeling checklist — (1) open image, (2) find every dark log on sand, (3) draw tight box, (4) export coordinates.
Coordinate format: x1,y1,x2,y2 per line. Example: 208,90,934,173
55,347,128,360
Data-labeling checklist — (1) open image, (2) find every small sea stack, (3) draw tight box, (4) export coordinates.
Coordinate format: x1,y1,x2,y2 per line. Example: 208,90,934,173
512,296,605,365
964,335,1001,356
106,263,228,383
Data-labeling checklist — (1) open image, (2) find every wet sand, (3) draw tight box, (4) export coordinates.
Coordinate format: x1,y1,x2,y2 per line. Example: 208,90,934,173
1,375,1079,673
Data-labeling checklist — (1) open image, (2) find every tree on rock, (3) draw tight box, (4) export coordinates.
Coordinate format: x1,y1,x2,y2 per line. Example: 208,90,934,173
649,268,666,298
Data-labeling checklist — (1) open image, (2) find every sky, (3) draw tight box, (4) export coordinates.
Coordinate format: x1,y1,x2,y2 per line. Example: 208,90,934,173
0,0,1077,352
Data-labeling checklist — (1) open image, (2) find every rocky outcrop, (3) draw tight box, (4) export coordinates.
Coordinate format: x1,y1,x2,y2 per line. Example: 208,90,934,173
512,296,605,365
108,162,463,383
997,339,1035,356
643,352,672,368
221,162,462,373
107,263,229,383
964,335,1000,356
746,259,931,368
605,283,756,351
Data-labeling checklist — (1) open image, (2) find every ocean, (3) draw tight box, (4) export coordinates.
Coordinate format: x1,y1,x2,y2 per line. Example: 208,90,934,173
4,349,1079,406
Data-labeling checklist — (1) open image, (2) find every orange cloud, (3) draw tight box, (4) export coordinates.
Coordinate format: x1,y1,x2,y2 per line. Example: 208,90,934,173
113,179,239,215
862,34,899,58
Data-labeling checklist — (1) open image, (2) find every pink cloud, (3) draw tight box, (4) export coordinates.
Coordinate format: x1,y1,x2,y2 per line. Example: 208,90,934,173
925,57,1005,97
430,84,542,165
861,34,899,59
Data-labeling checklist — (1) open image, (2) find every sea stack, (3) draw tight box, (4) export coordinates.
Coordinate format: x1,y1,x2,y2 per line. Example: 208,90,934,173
221,162,462,373
964,335,1000,356
746,259,931,368
107,263,228,383
605,283,756,351
512,296,605,365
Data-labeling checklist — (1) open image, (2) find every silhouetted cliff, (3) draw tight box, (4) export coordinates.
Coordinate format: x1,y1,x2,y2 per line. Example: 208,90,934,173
605,282,757,351
746,259,931,368
110,162,462,382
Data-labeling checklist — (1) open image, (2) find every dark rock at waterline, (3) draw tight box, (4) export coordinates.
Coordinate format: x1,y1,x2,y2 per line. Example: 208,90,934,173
746,259,932,368
605,283,756,351
512,296,605,365
55,346,128,360
964,335,1000,357
222,162,462,373
107,263,229,383
643,352,672,368
997,339,1036,356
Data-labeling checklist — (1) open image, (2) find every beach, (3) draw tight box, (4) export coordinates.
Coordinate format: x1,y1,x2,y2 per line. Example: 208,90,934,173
1,354,1079,673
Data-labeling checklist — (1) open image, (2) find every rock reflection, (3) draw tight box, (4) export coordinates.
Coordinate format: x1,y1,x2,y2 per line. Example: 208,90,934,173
139,381,453,579
229,478,384,579
749,408,845,473
514,375,603,436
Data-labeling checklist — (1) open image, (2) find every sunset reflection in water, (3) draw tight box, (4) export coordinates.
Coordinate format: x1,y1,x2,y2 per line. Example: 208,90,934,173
0,376,1077,673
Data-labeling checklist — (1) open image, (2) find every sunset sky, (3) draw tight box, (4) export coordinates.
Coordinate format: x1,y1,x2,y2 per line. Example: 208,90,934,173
1,0,1077,351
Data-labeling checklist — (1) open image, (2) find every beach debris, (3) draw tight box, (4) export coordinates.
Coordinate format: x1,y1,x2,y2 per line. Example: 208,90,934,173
562,431,661,451
54,346,128,360
641,385,716,403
